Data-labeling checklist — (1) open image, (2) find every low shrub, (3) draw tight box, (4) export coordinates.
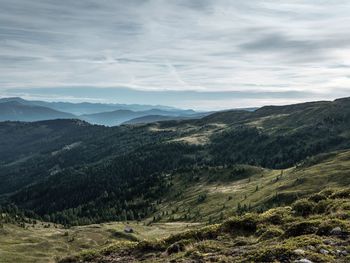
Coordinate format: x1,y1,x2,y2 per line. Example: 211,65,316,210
166,239,192,255
285,220,320,237
251,246,296,262
292,199,315,216
308,193,327,203
319,189,335,197
260,207,292,225
331,189,350,199
258,226,284,240
313,199,332,214
220,214,258,234
135,240,166,252
316,219,347,236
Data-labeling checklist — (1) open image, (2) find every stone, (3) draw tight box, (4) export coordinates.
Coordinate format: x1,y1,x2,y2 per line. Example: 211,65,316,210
295,259,313,263
306,245,316,251
320,248,329,255
323,239,335,245
294,249,305,255
330,227,342,235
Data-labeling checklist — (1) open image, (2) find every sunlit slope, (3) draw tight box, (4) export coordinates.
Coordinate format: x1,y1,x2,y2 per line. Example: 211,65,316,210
60,188,350,263
0,221,198,263
153,150,350,223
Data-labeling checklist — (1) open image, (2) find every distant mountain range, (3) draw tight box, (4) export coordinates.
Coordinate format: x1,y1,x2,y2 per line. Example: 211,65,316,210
0,97,183,115
0,101,75,122
0,97,209,126
122,115,189,125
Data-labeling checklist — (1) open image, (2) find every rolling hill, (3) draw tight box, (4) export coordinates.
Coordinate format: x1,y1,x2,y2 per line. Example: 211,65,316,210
0,101,75,122
0,97,188,115
0,97,202,125
123,112,210,125
61,186,350,263
1,97,350,226
3,144,350,263
122,115,186,125
79,109,200,126
2,97,350,262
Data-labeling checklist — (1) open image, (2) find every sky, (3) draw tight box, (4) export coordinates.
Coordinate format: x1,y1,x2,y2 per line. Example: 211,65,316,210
1,0,350,110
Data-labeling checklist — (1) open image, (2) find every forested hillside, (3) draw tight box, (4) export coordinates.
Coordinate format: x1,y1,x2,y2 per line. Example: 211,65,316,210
1,97,350,226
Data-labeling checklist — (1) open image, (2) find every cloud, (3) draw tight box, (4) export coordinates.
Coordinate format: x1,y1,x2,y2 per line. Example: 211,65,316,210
0,0,350,108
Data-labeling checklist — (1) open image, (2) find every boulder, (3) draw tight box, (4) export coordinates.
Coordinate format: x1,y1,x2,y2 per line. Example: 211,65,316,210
330,227,342,236
319,248,329,255
294,249,305,255
295,259,313,263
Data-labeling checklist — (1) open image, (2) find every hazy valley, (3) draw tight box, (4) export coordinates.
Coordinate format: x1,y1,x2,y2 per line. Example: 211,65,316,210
0,97,206,126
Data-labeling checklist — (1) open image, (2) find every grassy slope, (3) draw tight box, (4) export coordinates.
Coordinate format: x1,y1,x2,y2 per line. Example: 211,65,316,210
152,150,350,223
61,187,350,263
0,221,199,263
3,149,343,263
1,149,350,262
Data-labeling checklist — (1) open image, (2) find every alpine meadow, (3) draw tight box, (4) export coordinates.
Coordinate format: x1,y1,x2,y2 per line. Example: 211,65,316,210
1,1,350,263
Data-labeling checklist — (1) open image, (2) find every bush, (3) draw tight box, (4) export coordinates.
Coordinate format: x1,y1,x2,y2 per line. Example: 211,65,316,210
258,226,284,240
331,189,350,199
166,239,191,255
197,194,207,203
251,246,295,262
308,193,327,203
292,199,315,216
220,214,258,234
319,189,335,197
260,207,292,225
316,219,347,236
313,199,332,214
136,240,166,252
285,220,320,237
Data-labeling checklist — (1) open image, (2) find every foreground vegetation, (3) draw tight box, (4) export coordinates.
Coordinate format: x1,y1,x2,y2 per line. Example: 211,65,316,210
0,220,197,263
61,188,350,263
1,149,350,262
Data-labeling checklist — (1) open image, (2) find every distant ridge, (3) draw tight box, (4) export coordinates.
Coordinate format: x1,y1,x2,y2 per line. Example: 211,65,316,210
0,97,188,115
0,97,257,126
0,97,202,126
122,115,187,125
80,109,203,126
0,101,75,122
